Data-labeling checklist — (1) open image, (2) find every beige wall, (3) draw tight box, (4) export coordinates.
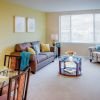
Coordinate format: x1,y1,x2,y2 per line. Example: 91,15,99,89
0,1,46,65
46,10,100,56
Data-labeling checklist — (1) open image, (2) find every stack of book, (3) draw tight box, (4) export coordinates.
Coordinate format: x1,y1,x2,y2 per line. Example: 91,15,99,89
63,67,76,74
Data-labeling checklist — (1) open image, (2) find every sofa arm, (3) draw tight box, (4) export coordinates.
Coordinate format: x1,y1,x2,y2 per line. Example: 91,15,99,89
88,47,96,61
50,46,55,52
30,54,37,73
30,54,37,61
88,46,96,52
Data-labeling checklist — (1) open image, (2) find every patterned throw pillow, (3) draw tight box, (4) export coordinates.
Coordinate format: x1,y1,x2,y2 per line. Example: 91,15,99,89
96,45,100,52
41,43,50,52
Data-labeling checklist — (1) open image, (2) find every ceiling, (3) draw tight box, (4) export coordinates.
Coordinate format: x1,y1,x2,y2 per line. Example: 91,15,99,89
3,0,100,12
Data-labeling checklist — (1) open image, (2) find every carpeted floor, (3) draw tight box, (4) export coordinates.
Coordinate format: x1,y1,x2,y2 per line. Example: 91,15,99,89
27,58,100,100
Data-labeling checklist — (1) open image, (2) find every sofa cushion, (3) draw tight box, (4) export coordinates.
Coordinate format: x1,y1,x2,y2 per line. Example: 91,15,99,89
39,52,55,58
36,55,48,63
31,41,40,54
15,43,31,52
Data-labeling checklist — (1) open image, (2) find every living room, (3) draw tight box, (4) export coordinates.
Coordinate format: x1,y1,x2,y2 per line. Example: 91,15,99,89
0,0,100,100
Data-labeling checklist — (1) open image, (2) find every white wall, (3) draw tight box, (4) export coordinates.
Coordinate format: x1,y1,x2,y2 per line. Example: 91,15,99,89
0,1,46,65
61,43,94,57
46,10,100,56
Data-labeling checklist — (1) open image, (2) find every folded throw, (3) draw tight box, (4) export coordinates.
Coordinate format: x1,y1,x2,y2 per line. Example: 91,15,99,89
20,51,31,71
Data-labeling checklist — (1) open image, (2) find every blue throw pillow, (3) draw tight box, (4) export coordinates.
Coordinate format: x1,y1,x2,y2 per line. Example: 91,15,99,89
31,41,40,54
96,45,100,52
33,44,40,54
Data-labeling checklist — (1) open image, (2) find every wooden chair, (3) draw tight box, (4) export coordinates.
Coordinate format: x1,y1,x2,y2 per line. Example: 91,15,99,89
0,55,21,96
0,55,21,77
4,55,21,71
0,67,30,100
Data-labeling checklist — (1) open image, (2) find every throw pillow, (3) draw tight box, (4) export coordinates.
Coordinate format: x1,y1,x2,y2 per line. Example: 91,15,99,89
41,43,50,52
96,45,100,52
32,44,40,54
27,47,36,54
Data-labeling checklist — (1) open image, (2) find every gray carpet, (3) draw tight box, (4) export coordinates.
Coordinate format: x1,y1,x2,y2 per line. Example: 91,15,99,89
27,58,100,100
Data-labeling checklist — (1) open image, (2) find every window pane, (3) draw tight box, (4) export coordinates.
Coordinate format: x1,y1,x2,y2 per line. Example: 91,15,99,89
71,14,93,43
95,14,100,43
60,15,70,42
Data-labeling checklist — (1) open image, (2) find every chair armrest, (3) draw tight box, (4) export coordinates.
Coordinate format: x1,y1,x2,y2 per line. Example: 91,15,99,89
10,52,20,56
50,46,55,52
88,47,96,61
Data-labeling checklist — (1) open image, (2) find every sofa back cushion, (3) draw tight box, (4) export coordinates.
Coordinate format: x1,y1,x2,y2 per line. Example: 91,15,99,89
15,43,31,52
31,41,40,54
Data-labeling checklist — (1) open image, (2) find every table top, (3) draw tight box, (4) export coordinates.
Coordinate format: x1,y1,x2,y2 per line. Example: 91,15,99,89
0,66,8,72
59,55,81,63
0,68,18,90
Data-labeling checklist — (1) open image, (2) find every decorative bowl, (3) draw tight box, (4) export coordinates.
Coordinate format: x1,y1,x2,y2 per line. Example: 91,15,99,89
65,50,75,56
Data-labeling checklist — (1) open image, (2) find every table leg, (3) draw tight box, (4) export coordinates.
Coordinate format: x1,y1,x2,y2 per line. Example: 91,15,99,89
59,61,61,74
76,63,78,76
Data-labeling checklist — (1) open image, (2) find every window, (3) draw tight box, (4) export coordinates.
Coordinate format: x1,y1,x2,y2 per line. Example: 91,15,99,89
60,14,100,43
71,14,93,43
95,14,100,43
60,15,70,42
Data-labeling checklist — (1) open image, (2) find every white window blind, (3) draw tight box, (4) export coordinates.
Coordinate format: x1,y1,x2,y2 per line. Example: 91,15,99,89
71,14,93,43
60,14,100,43
60,15,70,42
95,14,100,43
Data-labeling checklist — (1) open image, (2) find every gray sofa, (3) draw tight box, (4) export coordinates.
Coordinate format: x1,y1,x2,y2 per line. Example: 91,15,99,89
11,41,55,73
89,46,100,62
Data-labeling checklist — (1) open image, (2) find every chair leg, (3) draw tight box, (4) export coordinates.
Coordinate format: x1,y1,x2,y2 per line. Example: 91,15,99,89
90,59,92,62
31,71,35,74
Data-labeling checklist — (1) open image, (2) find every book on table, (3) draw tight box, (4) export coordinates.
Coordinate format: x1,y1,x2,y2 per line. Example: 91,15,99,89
63,67,76,74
